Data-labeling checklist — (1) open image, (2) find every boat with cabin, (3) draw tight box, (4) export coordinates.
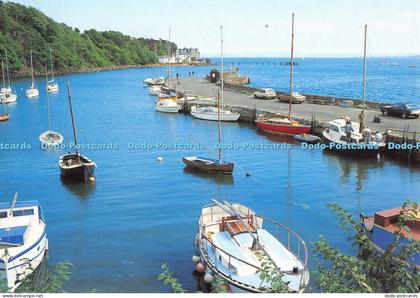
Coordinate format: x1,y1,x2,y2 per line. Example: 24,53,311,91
155,99,180,113
143,77,164,86
322,118,385,156
360,206,419,270
46,49,58,93
0,193,48,291
148,85,162,96
59,81,96,182
195,200,310,293
25,50,39,98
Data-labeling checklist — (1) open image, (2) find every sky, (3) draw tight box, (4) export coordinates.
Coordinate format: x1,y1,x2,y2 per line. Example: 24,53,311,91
10,0,420,57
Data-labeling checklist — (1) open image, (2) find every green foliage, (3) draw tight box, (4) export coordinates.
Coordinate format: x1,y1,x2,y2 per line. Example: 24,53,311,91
313,201,420,293
158,263,185,293
0,2,175,76
257,255,292,293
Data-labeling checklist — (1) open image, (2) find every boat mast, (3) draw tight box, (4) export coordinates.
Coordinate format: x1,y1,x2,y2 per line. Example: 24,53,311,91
221,25,224,109
5,49,10,89
45,63,51,133
218,25,224,163
1,60,5,89
30,50,35,88
288,13,295,120
50,48,55,82
362,24,367,112
167,28,171,92
66,81,79,155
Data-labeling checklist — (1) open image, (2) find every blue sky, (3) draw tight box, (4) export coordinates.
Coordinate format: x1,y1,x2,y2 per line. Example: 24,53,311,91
11,0,420,57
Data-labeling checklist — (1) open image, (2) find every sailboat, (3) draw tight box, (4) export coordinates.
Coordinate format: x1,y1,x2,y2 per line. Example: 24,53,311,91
255,13,311,135
0,49,17,104
46,48,59,93
183,91,234,174
158,28,177,101
0,62,10,121
190,26,240,122
25,50,39,98
195,200,310,293
0,193,48,291
59,81,96,182
322,25,386,156
39,65,64,148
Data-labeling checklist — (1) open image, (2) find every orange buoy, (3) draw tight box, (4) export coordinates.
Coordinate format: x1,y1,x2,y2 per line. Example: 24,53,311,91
196,262,205,273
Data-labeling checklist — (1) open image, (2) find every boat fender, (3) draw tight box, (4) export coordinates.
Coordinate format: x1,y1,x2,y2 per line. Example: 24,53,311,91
196,263,205,273
203,272,215,284
192,255,201,264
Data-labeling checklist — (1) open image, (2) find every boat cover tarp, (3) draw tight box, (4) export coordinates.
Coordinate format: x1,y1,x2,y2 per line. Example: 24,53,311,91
0,225,28,246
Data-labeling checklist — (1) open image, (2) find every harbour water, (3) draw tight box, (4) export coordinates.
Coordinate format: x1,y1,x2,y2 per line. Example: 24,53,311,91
0,60,419,292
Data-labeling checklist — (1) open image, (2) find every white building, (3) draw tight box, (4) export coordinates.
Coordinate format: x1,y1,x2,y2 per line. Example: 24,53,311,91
158,55,177,64
159,48,201,64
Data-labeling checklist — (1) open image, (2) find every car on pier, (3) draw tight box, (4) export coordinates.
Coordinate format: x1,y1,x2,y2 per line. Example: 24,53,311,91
380,103,420,119
254,88,277,99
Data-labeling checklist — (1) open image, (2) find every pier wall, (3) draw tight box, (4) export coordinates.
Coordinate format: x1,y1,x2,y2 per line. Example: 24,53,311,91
172,82,419,164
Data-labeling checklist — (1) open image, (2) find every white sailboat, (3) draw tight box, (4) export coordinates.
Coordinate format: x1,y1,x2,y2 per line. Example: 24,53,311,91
158,28,177,101
0,50,17,104
46,48,58,93
148,85,162,96
155,99,180,113
0,193,48,291
39,65,63,149
190,26,239,122
195,200,310,293
25,50,39,98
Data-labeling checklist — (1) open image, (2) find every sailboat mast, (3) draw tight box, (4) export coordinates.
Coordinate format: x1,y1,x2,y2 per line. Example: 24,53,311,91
45,64,51,133
30,50,35,88
1,60,5,89
50,48,55,82
66,81,79,155
5,49,10,88
220,25,224,108
288,13,295,120
167,28,171,91
217,91,222,162
362,24,367,112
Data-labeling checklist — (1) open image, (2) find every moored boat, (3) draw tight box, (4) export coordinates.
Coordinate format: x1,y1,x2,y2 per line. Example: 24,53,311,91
143,77,164,86
255,14,309,135
59,81,96,182
195,200,310,293
25,50,39,99
360,206,419,270
190,106,240,122
0,52,17,104
294,133,321,144
322,118,385,156
155,99,180,113
46,48,59,93
40,66,64,149
183,156,234,174
0,113,9,122
148,85,162,96
255,114,311,135
0,193,48,291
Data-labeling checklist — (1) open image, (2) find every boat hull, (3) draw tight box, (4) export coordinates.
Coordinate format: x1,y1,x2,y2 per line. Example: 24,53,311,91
46,84,59,93
0,113,9,122
183,157,234,174
256,120,311,135
26,88,39,98
322,133,384,157
59,154,96,181
0,93,17,103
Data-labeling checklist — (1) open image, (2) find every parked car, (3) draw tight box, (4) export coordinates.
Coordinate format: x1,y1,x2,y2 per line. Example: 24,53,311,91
254,88,277,99
380,103,420,119
278,92,306,104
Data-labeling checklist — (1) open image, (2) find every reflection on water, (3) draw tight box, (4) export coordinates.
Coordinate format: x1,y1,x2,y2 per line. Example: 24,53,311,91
255,129,299,145
323,150,384,192
60,176,96,199
183,166,234,185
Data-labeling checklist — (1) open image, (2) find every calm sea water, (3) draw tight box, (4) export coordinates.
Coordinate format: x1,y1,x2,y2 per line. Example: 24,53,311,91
0,61,419,292
211,57,420,104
